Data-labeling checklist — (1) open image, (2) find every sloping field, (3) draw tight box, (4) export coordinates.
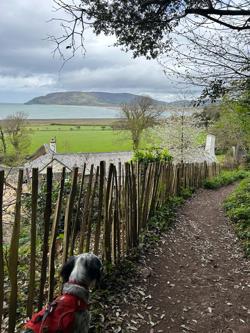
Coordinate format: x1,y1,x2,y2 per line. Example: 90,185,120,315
28,124,132,153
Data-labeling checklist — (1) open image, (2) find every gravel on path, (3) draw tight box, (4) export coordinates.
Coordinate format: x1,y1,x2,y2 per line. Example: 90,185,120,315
123,185,250,333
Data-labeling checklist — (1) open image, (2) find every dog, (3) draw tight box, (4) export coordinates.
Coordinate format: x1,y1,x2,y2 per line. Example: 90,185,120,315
23,253,102,333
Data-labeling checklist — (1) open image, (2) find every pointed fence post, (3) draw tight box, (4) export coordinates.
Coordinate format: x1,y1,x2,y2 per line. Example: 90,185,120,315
38,167,53,310
94,161,105,255
62,167,78,264
70,164,86,256
8,169,23,333
79,165,94,254
103,164,114,264
141,163,152,229
48,168,65,302
114,164,121,262
120,164,126,256
85,166,99,252
124,162,131,252
27,168,39,318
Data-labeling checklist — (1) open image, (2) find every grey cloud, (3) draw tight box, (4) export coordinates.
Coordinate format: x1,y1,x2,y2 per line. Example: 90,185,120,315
57,63,196,94
0,0,200,103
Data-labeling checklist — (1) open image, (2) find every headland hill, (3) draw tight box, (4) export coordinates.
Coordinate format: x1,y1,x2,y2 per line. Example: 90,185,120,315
25,91,193,108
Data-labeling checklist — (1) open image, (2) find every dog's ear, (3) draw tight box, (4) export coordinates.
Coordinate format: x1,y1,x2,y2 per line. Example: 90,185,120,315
85,255,102,282
60,256,76,283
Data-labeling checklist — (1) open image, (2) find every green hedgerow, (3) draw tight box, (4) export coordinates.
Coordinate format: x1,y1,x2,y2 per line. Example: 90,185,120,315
224,177,250,256
203,169,250,189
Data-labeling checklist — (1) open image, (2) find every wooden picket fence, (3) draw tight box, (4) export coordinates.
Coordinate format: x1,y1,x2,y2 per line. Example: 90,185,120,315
0,161,219,332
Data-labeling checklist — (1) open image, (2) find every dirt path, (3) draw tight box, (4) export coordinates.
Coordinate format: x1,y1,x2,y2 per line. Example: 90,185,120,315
124,185,250,333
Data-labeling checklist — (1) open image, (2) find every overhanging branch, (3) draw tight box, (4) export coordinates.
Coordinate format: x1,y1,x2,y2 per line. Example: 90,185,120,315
186,8,250,17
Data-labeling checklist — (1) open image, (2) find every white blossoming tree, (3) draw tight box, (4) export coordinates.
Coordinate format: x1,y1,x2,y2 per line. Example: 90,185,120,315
146,109,205,163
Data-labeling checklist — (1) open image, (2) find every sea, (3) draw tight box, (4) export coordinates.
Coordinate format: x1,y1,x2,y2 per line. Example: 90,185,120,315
0,103,191,120
0,103,120,119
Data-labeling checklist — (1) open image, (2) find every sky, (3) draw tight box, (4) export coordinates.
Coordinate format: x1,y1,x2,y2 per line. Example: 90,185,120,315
0,0,201,103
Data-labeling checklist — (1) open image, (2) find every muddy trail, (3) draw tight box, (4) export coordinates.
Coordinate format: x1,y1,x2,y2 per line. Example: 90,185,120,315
121,184,250,333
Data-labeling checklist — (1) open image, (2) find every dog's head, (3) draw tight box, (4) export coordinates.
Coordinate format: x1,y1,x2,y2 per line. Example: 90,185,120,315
60,253,102,287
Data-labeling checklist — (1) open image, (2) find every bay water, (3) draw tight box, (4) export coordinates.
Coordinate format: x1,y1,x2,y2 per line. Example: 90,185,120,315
0,103,120,119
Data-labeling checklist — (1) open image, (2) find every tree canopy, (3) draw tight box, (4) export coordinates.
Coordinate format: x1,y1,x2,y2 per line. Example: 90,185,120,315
0,112,31,165
52,0,250,95
53,0,250,59
147,110,205,162
211,91,250,160
115,96,163,150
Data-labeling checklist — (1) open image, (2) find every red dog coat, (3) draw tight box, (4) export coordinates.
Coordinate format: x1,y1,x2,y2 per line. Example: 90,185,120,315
24,294,88,333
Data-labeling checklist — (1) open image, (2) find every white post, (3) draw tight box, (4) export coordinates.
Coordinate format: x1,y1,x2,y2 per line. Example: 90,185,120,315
205,134,215,157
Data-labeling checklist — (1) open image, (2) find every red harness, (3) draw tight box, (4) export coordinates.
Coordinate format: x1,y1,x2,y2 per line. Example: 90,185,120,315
24,294,88,333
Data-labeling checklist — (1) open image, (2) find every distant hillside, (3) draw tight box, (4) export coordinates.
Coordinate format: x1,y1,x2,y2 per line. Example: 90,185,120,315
25,91,166,106
25,91,192,107
167,100,194,107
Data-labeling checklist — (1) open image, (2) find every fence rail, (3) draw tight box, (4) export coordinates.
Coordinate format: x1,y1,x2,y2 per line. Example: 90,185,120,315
0,161,219,332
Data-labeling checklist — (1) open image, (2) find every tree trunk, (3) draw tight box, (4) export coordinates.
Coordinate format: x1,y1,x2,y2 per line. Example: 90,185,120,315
235,143,241,165
132,136,140,151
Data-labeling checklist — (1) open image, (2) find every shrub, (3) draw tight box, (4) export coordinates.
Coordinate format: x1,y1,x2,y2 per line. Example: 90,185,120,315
246,153,250,170
203,169,250,189
132,147,172,163
224,177,250,256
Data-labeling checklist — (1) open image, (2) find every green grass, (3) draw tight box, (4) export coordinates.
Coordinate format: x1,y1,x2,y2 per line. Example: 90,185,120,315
224,177,250,256
203,169,250,189
27,125,133,153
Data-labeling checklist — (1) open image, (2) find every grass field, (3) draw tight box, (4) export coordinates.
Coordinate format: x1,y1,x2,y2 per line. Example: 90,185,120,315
28,124,133,153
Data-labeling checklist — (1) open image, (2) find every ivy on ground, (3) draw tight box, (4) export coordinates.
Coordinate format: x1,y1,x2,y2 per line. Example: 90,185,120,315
224,177,250,256
203,169,250,189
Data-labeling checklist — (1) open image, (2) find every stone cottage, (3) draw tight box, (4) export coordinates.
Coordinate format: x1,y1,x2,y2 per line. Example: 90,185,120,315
24,134,217,176
24,138,132,176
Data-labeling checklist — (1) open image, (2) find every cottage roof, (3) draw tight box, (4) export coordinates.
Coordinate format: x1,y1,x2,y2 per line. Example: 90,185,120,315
24,151,133,174
24,133,216,175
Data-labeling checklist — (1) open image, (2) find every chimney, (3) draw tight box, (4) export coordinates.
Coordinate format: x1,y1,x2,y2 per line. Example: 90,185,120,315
50,137,56,153
205,134,215,157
